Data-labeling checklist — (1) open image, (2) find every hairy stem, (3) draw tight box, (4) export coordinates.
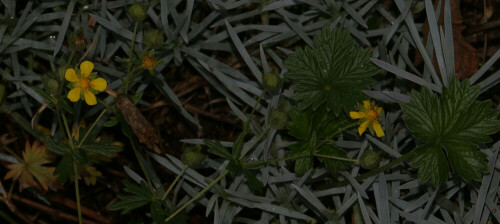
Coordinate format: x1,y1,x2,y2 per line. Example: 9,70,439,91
161,165,189,201
165,170,229,223
73,162,82,224
77,109,107,148
124,22,139,94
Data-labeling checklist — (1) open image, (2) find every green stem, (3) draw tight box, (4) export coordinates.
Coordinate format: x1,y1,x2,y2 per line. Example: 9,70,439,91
164,125,271,222
77,109,107,148
354,150,414,182
165,170,229,223
73,162,82,224
260,0,269,25
60,111,73,141
242,153,309,166
314,123,358,151
67,51,75,67
59,109,82,224
161,165,189,201
7,181,14,199
312,153,358,163
129,137,153,191
241,152,358,167
250,90,265,119
124,22,139,94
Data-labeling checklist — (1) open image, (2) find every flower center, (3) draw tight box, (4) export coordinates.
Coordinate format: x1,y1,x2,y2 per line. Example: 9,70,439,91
142,55,156,69
366,109,378,121
79,78,90,89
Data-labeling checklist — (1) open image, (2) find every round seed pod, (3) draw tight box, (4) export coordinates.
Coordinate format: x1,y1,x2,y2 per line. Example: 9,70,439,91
127,3,148,22
181,145,207,166
263,72,280,90
46,78,59,95
360,150,380,169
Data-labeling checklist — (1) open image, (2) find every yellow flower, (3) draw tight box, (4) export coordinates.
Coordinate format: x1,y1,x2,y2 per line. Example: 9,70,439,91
350,100,385,137
141,53,158,70
65,61,107,105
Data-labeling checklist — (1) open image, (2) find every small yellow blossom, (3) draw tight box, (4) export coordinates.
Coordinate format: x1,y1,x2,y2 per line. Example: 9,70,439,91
65,61,107,105
350,101,384,137
141,53,158,71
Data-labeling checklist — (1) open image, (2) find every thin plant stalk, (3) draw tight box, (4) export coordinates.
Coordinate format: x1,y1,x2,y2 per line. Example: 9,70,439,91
161,165,189,201
73,162,82,224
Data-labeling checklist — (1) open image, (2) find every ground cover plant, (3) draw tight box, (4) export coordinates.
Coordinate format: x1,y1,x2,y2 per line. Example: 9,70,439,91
1,0,500,223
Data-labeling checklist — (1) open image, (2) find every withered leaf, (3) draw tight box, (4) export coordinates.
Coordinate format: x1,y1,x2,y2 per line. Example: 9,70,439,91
116,94,160,153
4,140,59,191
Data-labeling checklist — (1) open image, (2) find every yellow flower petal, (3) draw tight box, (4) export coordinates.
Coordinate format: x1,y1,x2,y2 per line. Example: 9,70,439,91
349,111,365,119
80,61,94,78
358,120,369,136
90,78,107,91
363,100,371,110
84,90,97,105
65,68,79,82
67,87,81,102
376,106,382,115
373,121,385,137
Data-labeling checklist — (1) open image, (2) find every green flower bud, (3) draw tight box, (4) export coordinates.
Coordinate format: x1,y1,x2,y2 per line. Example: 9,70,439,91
127,3,149,22
263,72,280,89
46,78,59,95
181,145,206,166
144,29,164,48
360,150,379,169
269,110,287,130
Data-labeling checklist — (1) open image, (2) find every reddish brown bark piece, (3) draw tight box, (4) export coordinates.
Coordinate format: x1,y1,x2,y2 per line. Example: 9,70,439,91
116,94,161,153
418,0,478,80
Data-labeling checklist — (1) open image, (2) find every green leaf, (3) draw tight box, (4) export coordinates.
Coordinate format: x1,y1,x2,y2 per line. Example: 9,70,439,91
289,141,313,177
232,131,245,159
54,153,73,184
284,27,378,114
227,160,243,176
411,144,448,188
444,141,488,182
79,142,123,158
316,144,350,176
287,106,348,140
243,169,264,192
109,180,152,214
47,142,70,155
150,200,166,223
401,78,500,187
204,140,232,159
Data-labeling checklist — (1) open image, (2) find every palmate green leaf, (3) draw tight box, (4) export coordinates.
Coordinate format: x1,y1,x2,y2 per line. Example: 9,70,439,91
79,142,123,158
54,153,73,184
287,106,350,176
316,145,350,176
401,78,500,187
203,140,232,159
289,141,313,177
287,106,348,140
411,144,448,188
109,180,152,214
284,27,378,115
444,141,488,182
